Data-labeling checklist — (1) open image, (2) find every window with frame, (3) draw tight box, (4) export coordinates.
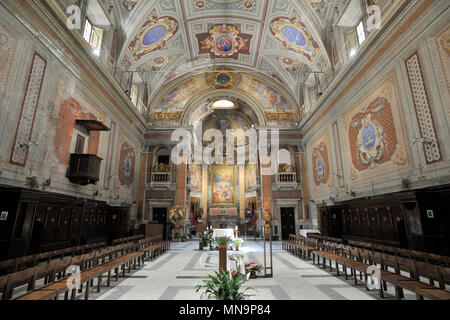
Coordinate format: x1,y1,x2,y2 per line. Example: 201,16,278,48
83,18,104,56
356,20,366,45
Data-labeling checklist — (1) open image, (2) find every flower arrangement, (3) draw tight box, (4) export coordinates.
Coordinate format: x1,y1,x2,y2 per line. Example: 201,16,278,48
195,270,254,300
216,236,230,248
232,238,243,250
245,261,263,278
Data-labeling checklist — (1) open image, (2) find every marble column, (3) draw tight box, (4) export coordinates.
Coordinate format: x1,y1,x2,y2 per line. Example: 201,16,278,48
299,151,311,227
201,165,208,221
239,164,245,221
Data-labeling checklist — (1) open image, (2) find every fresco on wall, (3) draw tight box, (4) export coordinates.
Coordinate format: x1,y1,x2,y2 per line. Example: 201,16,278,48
312,142,329,187
157,77,206,110
309,130,333,195
128,14,178,61
189,163,202,192
239,76,291,109
349,98,397,171
245,164,258,192
432,24,450,118
54,98,100,166
0,22,18,113
210,165,236,207
118,133,137,188
342,76,409,184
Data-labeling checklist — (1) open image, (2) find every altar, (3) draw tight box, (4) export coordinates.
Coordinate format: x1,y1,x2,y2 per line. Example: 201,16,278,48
212,228,235,240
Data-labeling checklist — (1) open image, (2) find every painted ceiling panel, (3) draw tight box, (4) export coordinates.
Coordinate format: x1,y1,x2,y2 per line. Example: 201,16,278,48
117,0,336,114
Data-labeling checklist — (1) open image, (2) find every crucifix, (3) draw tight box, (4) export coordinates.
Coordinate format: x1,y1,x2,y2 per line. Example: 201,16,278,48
29,164,35,177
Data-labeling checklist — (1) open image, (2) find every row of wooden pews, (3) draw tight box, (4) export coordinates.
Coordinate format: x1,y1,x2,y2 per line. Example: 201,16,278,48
112,235,144,245
0,236,169,300
283,234,450,300
0,241,107,276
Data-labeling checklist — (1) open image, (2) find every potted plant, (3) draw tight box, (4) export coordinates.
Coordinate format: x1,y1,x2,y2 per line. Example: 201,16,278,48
245,261,263,278
232,238,243,251
195,270,254,300
199,231,211,250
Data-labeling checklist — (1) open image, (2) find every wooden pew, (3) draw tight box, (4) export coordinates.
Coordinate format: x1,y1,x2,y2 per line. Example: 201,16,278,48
0,240,107,276
12,236,167,300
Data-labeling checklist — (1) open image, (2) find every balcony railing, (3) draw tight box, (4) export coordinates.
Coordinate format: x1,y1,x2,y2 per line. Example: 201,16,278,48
275,172,298,189
149,172,172,189
68,154,103,186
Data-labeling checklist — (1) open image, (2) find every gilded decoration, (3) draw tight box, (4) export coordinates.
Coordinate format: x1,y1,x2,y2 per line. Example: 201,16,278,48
265,111,294,122
207,68,241,89
196,23,252,60
153,111,183,121
169,206,185,227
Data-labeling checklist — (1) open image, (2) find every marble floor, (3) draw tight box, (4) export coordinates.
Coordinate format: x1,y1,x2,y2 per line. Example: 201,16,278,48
84,241,417,300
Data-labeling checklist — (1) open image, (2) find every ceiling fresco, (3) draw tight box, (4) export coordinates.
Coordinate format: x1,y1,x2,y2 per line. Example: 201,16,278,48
149,68,298,127
110,0,350,125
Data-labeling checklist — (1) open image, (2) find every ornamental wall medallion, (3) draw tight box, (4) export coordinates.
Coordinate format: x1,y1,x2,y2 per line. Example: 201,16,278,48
348,97,398,171
356,114,385,168
128,15,178,61
169,206,185,227
196,24,252,60
312,142,329,186
270,17,320,62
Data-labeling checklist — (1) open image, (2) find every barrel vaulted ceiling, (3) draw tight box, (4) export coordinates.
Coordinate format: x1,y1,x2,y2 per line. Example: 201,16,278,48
99,0,351,111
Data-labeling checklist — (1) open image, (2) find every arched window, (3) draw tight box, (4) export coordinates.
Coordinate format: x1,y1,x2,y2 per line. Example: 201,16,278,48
157,148,170,165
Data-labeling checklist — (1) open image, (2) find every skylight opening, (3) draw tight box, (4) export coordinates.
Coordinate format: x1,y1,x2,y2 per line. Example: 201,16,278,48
212,100,235,109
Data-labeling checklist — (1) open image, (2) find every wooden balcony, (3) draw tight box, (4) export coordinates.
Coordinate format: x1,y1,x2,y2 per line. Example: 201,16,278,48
68,154,103,186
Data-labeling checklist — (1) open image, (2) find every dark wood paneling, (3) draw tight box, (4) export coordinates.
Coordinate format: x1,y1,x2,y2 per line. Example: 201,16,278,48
0,186,131,260
320,186,450,255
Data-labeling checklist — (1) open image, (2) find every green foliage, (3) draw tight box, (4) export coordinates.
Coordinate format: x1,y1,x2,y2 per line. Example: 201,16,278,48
199,231,211,247
195,270,254,300
232,238,243,247
217,236,229,246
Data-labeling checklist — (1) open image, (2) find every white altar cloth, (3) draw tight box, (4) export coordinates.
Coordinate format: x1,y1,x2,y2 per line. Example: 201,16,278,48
212,229,235,240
